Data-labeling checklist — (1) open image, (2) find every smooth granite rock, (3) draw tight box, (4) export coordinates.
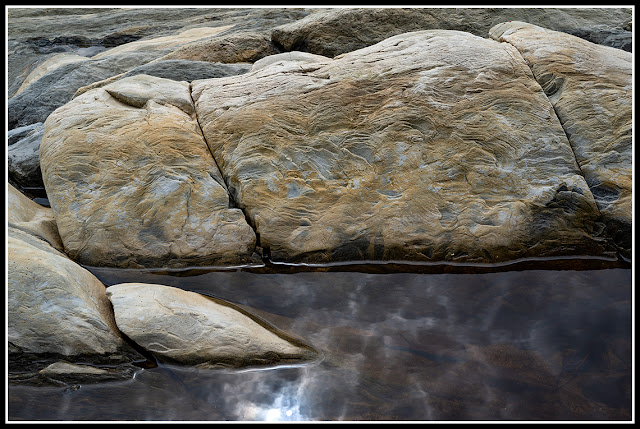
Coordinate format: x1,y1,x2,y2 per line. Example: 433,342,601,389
106,283,322,369
489,21,632,258
192,30,610,264
40,74,256,268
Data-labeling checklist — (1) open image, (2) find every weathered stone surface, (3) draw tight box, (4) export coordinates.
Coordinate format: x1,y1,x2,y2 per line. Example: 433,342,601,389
73,60,252,98
7,231,142,371
40,74,256,268
124,59,252,81
192,30,610,264
8,122,44,146
91,25,235,60
489,21,632,258
13,52,89,96
106,283,322,369
251,51,332,72
8,123,45,189
8,184,64,252
271,7,632,58
7,50,165,130
7,7,312,97
158,31,279,64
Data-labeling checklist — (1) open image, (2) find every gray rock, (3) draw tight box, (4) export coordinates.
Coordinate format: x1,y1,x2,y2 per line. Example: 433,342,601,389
7,50,167,130
40,75,257,269
8,122,43,146
8,123,45,189
490,21,632,259
251,51,332,72
271,7,632,58
122,59,252,82
7,7,312,97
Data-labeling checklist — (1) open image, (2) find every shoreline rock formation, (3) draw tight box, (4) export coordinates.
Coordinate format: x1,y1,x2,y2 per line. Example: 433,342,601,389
6,7,633,383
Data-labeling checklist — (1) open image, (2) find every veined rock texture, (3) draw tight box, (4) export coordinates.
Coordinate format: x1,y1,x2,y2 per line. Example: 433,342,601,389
489,21,632,259
192,30,611,264
39,74,256,268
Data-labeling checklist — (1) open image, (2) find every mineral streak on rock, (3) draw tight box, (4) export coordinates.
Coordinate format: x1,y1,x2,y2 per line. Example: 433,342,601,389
490,21,632,258
192,30,610,264
39,74,256,268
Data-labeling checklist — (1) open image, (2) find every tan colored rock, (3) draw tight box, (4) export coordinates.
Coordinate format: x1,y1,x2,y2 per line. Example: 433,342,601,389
7,232,138,363
489,21,632,257
91,25,234,60
192,30,608,264
40,74,256,268
158,31,278,64
8,183,64,251
106,283,322,369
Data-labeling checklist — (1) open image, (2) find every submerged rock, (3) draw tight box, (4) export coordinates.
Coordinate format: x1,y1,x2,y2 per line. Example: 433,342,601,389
106,283,322,369
490,21,632,258
192,29,610,264
39,74,257,268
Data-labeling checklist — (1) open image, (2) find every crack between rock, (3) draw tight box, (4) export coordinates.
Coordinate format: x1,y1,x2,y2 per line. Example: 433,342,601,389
499,42,604,222
187,83,262,250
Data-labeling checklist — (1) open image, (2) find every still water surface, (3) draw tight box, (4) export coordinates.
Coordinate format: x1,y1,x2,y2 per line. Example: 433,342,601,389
8,260,632,421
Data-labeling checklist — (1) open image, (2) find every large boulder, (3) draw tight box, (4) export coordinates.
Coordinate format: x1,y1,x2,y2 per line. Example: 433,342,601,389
106,283,322,369
489,21,632,259
271,7,632,58
39,74,256,268
7,229,143,373
192,29,611,264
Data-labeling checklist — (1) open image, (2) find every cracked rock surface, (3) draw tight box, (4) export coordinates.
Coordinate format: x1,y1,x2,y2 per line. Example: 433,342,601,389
39,75,256,268
490,21,632,259
192,30,612,264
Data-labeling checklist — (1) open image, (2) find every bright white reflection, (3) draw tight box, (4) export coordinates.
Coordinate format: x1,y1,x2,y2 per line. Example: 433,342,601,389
262,393,302,421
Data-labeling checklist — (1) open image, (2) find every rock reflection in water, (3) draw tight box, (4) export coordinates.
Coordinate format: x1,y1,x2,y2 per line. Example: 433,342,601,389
8,266,632,421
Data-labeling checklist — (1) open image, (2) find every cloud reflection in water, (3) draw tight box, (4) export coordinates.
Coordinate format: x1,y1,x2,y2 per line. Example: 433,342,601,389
8,267,632,421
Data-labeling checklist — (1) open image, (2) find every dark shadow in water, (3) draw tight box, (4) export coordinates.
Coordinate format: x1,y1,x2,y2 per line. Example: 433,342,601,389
8,262,632,422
